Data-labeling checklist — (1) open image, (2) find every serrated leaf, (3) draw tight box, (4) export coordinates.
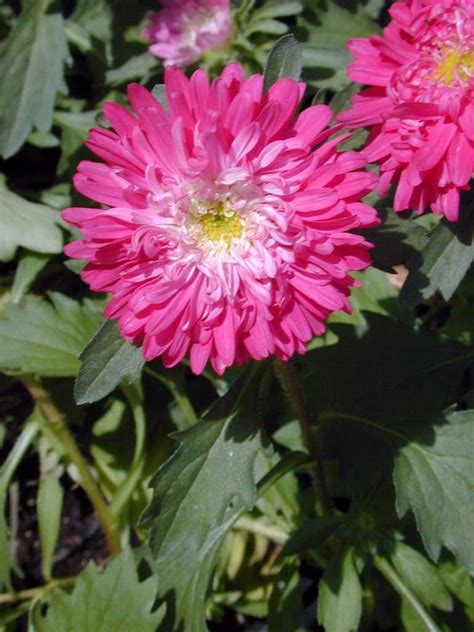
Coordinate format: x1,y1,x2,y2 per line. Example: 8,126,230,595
0,2,68,158
389,541,453,612
75,320,144,405
317,547,363,632
264,35,302,90
0,180,63,262
34,548,164,632
400,204,474,305
394,410,474,572
0,293,102,377
302,316,474,565
140,366,267,632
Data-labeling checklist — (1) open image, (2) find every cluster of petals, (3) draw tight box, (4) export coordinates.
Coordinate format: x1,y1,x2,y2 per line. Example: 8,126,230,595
338,0,474,221
63,64,378,375
143,0,232,67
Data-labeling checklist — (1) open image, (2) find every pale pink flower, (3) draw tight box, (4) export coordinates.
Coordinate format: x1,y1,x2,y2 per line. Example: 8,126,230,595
63,64,378,375
143,0,232,67
338,0,474,221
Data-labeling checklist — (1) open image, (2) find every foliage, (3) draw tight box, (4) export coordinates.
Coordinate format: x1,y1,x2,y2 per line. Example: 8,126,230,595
0,1,473,632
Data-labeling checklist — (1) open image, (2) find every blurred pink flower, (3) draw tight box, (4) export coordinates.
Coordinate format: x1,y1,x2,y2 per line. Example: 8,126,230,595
338,0,474,221
143,0,233,67
63,64,378,375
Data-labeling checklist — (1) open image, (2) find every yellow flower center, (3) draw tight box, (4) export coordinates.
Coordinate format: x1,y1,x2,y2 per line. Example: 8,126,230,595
435,47,474,85
198,203,243,245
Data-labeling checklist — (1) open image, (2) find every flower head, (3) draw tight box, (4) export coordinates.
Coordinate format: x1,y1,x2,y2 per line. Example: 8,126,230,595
143,0,233,67
338,0,474,221
63,64,378,375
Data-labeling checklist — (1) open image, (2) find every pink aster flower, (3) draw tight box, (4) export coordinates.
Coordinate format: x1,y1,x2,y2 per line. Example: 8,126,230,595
62,64,378,375
338,0,474,221
143,0,232,67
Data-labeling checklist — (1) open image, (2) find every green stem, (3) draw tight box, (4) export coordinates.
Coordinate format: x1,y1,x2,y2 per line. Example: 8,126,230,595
111,384,147,517
0,576,76,605
20,377,121,557
274,359,332,516
0,420,40,493
144,367,198,427
234,516,288,544
374,556,440,632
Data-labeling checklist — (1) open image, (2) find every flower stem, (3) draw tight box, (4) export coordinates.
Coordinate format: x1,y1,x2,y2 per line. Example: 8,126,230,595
20,377,121,557
374,556,440,632
274,359,332,516
0,576,76,605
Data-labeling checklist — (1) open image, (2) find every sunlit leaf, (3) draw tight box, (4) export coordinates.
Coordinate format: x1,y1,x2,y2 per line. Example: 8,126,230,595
317,547,363,632
140,366,268,632
0,0,68,158
0,179,63,262
264,34,302,90
0,293,102,377
34,548,164,631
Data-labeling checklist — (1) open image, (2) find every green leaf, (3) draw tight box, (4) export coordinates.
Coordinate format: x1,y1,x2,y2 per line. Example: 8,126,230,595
34,548,164,632
268,560,303,632
0,293,102,377
317,547,363,632
0,1,68,158
438,557,474,617
329,266,401,327
37,443,64,581
298,0,381,91
400,204,474,305
105,53,158,86
10,252,50,304
245,18,288,36
0,416,40,590
263,34,302,90
389,541,453,612
302,316,474,565
140,366,268,632
0,180,63,262
328,82,361,116
251,0,302,20
281,516,343,556
394,410,474,572
359,208,430,274
54,110,98,174
74,320,144,405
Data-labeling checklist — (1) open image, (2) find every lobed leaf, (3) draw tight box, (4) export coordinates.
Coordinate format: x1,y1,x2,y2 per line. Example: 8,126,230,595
140,365,268,632
34,548,164,632
0,293,102,377
394,410,474,572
